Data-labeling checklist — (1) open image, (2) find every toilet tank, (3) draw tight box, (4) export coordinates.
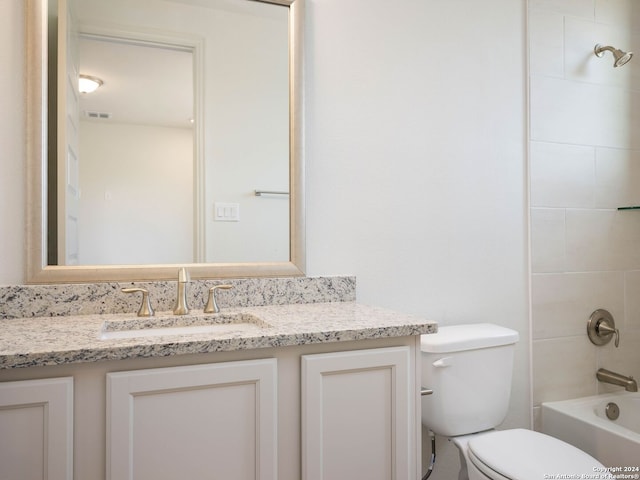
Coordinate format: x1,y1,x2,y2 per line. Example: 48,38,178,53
421,323,519,437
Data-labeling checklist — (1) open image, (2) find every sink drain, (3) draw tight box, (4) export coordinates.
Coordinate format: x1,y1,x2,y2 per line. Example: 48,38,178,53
605,402,620,420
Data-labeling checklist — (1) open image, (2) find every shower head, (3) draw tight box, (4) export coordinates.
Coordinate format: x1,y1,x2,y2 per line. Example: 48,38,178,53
594,44,633,68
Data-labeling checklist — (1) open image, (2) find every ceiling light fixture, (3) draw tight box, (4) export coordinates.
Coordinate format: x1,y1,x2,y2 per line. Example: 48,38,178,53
79,74,104,94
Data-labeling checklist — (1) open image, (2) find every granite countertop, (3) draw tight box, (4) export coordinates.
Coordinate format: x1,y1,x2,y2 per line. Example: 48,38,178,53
0,302,437,369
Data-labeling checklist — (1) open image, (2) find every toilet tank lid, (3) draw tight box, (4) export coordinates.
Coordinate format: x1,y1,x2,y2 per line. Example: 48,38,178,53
420,323,519,353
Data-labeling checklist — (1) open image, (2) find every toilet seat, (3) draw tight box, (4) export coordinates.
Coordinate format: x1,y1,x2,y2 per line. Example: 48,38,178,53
467,448,511,480
467,429,603,480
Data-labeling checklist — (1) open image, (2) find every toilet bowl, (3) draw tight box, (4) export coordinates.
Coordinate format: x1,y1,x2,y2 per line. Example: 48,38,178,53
452,429,604,480
421,324,605,480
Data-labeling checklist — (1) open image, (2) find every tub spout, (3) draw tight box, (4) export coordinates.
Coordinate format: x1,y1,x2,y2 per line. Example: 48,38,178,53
597,368,638,392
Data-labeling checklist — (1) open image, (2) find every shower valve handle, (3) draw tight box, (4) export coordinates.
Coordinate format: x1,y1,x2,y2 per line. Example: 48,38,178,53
596,321,619,348
587,309,619,348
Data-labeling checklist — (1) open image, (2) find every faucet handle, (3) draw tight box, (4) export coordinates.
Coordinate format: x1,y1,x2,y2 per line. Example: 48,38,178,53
587,309,619,348
122,288,154,317
597,321,620,347
204,285,233,314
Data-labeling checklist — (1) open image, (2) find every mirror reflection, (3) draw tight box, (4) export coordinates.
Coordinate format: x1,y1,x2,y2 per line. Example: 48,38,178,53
48,0,290,267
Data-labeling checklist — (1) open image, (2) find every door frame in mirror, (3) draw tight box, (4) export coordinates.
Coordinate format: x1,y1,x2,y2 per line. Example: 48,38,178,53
25,0,305,283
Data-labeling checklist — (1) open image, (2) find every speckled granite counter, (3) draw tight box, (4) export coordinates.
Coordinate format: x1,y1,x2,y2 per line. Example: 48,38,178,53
0,276,356,319
0,302,437,369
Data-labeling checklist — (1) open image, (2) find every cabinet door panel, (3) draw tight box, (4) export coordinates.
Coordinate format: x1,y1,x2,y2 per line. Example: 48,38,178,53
107,359,277,480
0,377,73,480
302,347,414,480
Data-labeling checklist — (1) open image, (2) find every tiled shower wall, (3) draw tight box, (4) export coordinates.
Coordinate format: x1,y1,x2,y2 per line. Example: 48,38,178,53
529,0,640,426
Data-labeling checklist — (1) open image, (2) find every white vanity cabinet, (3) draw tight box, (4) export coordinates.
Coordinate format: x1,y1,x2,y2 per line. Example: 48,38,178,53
106,359,277,480
0,377,74,480
105,346,417,480
0,336,421,480
302,347,416,480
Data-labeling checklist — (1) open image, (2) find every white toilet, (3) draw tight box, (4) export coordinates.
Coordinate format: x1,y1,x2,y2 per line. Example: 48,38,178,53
421,323,605,480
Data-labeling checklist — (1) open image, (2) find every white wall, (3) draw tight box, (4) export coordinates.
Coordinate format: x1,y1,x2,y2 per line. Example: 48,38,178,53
529,0,640,428
0,0,25,283
78,121,193,265
1,1,529,478
304,1,528,478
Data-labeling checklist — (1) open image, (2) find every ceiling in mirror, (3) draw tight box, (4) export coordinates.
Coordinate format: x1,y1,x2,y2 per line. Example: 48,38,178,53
26,0,305,283
79,35,193,128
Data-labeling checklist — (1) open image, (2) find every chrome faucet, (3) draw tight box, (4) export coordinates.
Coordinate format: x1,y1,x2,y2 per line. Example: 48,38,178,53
596,368,638,392
173,268,190,315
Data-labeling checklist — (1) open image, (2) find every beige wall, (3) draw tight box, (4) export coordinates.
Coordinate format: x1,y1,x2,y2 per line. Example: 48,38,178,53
529,0,640,428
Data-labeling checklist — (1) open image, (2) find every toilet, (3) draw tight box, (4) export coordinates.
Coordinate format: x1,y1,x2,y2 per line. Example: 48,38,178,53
421,323,605,480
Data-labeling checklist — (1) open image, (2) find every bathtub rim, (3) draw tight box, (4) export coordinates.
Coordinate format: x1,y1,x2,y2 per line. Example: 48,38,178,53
541,391,640,444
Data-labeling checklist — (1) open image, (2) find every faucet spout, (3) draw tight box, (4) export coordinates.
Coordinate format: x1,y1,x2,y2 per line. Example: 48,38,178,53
596,368,638,392
173,268,190,315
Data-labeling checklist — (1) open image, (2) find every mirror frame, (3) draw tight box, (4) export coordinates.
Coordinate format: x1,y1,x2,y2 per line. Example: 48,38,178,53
26,0,305,283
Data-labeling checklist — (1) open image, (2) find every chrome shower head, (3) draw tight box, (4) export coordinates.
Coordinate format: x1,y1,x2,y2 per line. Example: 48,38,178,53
594,44,633,68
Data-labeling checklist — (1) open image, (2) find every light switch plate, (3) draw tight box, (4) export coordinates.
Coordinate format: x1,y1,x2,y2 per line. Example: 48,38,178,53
214,202,240,222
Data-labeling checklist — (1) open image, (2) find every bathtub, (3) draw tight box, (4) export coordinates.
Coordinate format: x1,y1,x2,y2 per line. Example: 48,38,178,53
541,392,640,467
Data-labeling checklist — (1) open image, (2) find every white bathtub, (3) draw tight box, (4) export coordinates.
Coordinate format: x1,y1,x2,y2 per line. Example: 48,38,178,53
542,392,640,467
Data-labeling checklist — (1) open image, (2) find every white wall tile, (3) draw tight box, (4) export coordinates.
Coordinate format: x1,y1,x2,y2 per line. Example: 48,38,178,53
530,76,595,145
609,211,640,268
529,0,640,414
565,209,640,271
595,147,640,208
531,208,566,273
624,271,640,331
595,0,640,31
529,10,565,77
529,0,595,20
532,272,624,339
533,336,598,405
530,141,594,208
565,209,614,270
564,17,598,81
531,76,640,149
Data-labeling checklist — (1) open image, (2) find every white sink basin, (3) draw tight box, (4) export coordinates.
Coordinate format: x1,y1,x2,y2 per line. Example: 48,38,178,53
99,312,270,340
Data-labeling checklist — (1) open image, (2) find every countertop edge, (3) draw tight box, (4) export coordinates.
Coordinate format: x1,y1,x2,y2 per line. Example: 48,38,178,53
0,325,435,370
0,302,437,370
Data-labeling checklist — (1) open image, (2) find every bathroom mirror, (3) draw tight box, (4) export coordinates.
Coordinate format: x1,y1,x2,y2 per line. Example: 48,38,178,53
26,0,305,283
